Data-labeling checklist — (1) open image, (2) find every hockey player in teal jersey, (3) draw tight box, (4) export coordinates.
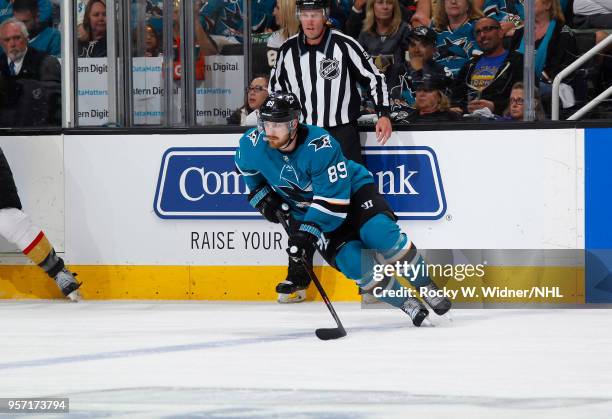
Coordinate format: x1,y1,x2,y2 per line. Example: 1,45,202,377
234,92,451,326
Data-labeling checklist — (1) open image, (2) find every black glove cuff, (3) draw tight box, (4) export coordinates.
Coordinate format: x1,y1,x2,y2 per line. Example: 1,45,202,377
248,184,272,208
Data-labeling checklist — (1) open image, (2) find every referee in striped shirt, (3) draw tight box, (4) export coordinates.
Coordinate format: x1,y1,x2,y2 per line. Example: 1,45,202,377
269,0,393,165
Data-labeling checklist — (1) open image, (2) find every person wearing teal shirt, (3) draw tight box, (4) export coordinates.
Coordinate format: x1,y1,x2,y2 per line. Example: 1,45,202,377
12,0,59,56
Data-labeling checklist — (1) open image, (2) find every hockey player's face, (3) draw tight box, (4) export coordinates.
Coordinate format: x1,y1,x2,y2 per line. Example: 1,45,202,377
299,9,326,43
264,120,296,150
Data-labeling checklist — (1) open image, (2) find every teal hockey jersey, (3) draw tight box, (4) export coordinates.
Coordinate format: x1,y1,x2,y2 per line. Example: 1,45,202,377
235,124,373,233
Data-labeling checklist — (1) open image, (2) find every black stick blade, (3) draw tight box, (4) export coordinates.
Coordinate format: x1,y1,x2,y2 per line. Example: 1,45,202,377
315,327,347,340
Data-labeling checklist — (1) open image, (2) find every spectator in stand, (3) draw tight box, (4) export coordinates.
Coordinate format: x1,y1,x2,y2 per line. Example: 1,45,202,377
12,0,59,56
266,0,300,69
172,0,217,80
78,0,106,57
411,0,483,77
509,0,577,108
0,18,60,126
346,0,416,36
227,75,269,125
478,0,524,35
451,17,523,115
0,0,52,26
403,71,461,122
348,0,411,74
573,0,612,29
143,24,160,57
199,0,276,43
387,25,452,112
498,81,546,120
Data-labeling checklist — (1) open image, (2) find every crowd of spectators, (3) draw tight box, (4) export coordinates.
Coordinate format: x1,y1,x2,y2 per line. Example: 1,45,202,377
0,0,610,128
251,0,611,123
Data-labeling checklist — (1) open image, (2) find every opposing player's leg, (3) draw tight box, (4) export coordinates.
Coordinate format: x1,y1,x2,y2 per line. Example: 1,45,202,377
359,214,451,316
0,208,82,301
1,150,81,301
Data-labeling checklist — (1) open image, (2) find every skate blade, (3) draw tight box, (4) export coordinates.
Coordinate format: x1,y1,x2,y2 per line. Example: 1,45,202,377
426,312,453,327
360,294,379,305
66,289,83,302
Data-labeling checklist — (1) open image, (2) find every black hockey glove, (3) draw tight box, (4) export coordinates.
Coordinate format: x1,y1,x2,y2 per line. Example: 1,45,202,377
288,223,321,262
248,184,287,224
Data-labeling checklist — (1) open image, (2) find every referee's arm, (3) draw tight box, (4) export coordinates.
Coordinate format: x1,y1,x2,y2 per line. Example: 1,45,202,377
343,36,393,144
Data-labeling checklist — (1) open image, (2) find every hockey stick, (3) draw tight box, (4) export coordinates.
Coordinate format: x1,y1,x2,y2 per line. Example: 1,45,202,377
277,205,347,340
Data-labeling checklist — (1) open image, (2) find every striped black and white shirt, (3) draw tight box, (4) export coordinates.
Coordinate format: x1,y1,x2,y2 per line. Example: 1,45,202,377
269,27,390,128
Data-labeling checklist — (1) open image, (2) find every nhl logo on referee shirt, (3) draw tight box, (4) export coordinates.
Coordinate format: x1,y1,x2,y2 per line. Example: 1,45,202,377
319,58,340,80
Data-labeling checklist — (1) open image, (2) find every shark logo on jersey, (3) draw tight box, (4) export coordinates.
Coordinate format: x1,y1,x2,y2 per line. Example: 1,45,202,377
278,164,312,207
308,135,332,152
319,58,340,80
436,37,472,61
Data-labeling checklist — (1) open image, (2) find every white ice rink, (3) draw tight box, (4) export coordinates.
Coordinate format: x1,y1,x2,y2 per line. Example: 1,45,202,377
1,301,611,418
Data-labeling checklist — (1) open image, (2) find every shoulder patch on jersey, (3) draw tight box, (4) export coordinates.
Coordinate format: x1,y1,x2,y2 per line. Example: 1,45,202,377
247,129,259,147
308,135,332,152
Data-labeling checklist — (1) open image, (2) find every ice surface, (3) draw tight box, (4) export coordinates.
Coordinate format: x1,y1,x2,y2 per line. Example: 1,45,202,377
0,301,611,418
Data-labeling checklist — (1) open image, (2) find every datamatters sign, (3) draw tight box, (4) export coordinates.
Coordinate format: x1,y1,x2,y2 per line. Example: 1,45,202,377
154,146,446,220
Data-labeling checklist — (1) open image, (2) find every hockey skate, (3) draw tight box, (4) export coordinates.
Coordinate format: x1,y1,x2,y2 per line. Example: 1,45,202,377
54,268,82,302
276,258,310,303
401,297,429,327
419,281,452,315
276,280,308,303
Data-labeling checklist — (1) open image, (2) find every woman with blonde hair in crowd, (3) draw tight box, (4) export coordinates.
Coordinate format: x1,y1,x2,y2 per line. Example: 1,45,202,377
509,0,577,111
354,0,411,73
266,0,300,68
411,0,483,76
78,0,107,57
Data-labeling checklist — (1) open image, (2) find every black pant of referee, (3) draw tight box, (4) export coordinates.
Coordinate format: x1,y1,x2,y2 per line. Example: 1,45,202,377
327,123,363,165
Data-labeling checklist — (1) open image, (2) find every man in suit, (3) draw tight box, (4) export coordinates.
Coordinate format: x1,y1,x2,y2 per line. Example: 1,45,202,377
0,17,60,126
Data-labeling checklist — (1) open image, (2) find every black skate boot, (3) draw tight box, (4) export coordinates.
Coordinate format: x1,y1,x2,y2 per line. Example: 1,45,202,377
276,257,311,303
54,268,82,302
401,297,429,327
419,281,451,315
